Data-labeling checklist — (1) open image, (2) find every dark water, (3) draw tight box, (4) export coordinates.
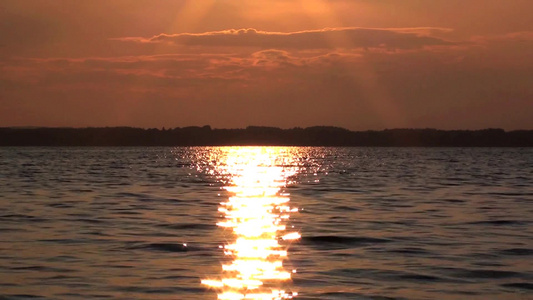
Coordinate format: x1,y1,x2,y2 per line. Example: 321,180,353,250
0,147,532,300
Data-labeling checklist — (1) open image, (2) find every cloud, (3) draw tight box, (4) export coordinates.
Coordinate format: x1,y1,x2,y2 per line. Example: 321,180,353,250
471,31,533,43
114,27,454,50
2,31,532,130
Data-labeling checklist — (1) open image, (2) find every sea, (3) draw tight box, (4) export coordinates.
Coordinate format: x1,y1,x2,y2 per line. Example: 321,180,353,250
0,147,531,300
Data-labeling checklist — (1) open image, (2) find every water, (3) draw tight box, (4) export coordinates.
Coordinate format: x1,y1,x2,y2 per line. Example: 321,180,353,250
0,147,532,300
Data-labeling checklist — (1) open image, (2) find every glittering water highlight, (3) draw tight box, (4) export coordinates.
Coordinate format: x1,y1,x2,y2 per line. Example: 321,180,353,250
201,147,300,299
1,147,531,299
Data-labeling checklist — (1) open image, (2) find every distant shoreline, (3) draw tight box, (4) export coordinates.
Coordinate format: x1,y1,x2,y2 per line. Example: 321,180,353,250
0,126,531,147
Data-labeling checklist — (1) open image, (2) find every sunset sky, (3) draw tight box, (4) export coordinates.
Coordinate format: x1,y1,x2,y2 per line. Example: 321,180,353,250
1,0,532,130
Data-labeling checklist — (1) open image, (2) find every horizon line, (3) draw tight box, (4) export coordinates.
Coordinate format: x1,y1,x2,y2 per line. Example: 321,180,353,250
1,126,532,132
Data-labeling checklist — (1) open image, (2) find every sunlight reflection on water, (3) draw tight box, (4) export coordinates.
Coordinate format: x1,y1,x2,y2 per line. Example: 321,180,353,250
201,147,300,300
2,147,531,299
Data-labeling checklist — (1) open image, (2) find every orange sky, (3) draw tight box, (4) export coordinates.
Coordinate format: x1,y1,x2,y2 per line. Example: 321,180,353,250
1,0,532,130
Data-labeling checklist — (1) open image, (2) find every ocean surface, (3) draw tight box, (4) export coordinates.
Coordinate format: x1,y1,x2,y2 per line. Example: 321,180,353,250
0,147,532,300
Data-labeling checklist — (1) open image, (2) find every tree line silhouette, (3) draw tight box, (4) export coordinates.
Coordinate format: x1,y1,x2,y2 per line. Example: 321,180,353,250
0,126,531,147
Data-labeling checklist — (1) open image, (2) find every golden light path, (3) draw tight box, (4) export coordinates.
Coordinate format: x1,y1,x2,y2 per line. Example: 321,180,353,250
201,147,300,300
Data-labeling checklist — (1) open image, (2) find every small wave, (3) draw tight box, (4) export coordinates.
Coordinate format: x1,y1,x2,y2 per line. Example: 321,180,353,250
157,223,216,231
501,282,533,290
9,265,73,273
381,247,431,255
0,214,47,223
37,239,87,245
437,267,524,279
69,218,106,224
316,292,406,300
300,236,391,250
497,248,533,256
466,220,529,226
333,205,360,211
323,268,448,283
0,295,48,299
46,203,74,208
396,273,444,282
68,189,93,193
442,199,466,203
160,274,198,280
129,242,196,252
291,277,330,287
303,235,391,244
116,285,205,294
114,192,182,203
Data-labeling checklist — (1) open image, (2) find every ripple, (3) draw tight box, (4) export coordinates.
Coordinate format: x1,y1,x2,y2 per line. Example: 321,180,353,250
1,147,531,300
9,266,74,273
0,295,49,299
323,268,450,283
496,248,533,256
436,267,526,279
317,293,406,300
332,205,360,211
375,247,432,256
157,223,216,231
0,214,47,223
501,282,533,290
129,242,195,252
301,235,392,247
466,220,530,226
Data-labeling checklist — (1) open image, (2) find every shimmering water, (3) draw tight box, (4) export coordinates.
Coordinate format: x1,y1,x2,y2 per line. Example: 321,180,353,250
0,147,532,300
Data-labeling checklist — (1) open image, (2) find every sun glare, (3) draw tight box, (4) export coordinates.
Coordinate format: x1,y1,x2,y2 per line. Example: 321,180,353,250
201,147,300,300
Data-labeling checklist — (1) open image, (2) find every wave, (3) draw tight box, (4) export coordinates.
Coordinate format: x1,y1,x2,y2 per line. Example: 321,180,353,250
496,248,533,256
300,236,391,249
466,220,530,226
435,267,526,279
501,282,533,290
128,242,197,252
0,294,49,299
322,268,450,283
157,223,216,231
